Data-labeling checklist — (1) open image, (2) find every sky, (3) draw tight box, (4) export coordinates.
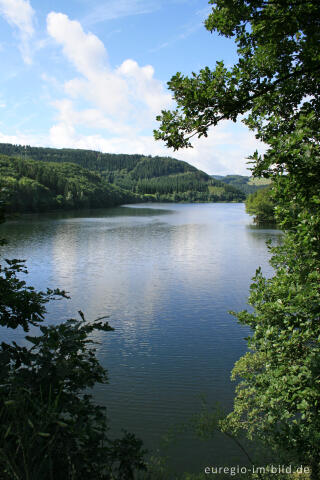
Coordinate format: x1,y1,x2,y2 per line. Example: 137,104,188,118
0,0,265,175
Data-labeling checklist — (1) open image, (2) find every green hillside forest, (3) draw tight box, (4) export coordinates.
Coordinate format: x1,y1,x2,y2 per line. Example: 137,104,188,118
213,174,271,195
0,144,245,213
0,155,139,213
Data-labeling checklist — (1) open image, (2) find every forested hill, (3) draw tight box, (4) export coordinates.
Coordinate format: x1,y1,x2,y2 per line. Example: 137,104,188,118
213,174,271,195
0,143,245,203
0,155,139,213
0,143,197,177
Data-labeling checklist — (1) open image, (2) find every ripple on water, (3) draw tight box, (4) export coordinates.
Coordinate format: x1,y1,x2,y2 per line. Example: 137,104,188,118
0,203,281,473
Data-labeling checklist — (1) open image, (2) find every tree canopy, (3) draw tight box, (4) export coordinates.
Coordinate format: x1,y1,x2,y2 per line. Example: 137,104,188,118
154,0,320,158
245,186,276,223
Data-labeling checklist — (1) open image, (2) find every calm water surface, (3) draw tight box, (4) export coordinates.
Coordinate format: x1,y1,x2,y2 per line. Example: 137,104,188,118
0,203,281,473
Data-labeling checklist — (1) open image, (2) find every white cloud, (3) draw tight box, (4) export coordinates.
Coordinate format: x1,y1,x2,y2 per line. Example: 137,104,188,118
175,122,266,175
47,12,107,76
0,0,35,63
44,11,264,175
47,12,171,120
117,59,172,116
51,99,135,137
46,12,172,140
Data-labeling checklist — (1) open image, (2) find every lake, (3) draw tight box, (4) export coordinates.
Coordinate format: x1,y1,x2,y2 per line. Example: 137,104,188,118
0,203,281,474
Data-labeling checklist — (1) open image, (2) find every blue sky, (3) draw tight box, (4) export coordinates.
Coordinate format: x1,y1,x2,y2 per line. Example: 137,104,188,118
0,0,264,175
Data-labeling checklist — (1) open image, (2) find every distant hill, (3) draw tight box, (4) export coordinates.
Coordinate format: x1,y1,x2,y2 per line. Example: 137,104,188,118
0,154,138,213
212,174,271,196
0,144,245,203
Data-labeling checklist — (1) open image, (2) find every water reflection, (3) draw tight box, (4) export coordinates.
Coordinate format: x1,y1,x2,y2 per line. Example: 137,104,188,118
0,203,282,472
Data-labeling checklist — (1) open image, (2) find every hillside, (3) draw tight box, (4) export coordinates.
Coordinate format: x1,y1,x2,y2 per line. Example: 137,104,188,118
212,174,271,196
0,144,245,203
0,155,139,213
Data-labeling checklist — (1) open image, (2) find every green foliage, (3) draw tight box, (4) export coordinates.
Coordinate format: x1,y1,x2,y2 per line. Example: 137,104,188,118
224,209,320,470
129,156,197,180
0,144,144,173
0,250,147,479
154,1,320,152
105,162,245,203
245,187,276,223
154,0,320,477
0,145,245,205
0,155,139,213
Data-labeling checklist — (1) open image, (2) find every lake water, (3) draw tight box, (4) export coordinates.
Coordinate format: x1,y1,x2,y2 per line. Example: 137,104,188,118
0,203,281,474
